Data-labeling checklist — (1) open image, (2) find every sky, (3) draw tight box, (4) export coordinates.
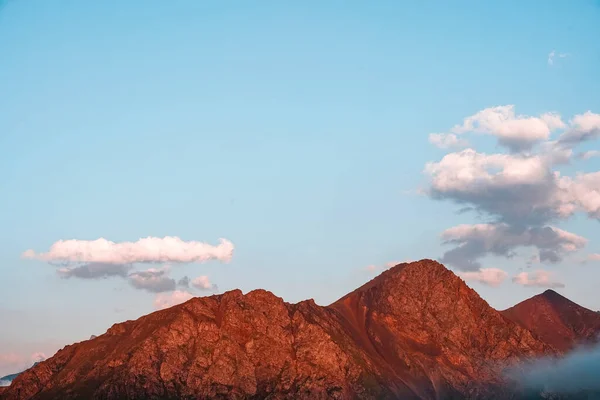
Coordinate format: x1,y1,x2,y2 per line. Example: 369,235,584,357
1,0,600,376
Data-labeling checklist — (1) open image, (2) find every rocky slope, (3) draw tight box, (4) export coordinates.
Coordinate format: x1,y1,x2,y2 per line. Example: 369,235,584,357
502,289,600,351
1,260,555,400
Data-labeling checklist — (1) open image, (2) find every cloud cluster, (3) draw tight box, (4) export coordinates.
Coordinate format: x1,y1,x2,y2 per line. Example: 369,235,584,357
424,106,600,283
512,270,565,289
450,105,565,152
440,223,586,271
23,237,234,265
458,268,508,287
58,263,132,279
23,236,228,303
128,267,176,293
191,275,217,290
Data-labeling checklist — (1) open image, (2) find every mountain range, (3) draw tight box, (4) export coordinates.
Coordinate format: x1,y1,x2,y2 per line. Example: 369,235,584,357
1,260,599,399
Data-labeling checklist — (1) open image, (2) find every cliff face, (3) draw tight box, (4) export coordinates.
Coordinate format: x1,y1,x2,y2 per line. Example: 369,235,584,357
502,289,600,352
2,260,556,400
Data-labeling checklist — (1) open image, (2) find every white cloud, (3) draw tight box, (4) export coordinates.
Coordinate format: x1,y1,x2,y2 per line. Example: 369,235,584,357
153,290,195,310
564,171,600,219
512,270,565,288
425,147,600,226
459,268,508,287
428,133,469,149
191,275,216,290
425,149,567,225
548,50,568,66
450,105,565,151
23,237,234,265
558,111,600,146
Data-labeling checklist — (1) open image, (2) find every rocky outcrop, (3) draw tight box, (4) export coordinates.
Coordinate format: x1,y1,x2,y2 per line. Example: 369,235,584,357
1,260,557,400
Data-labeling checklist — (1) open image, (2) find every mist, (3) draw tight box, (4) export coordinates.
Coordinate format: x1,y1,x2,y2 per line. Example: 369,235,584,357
508,344,600,398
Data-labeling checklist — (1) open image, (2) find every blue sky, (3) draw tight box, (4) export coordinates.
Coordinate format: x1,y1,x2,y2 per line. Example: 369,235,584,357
1,0,599,375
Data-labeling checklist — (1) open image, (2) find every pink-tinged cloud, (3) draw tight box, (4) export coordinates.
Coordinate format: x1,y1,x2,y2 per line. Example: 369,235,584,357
428,133,469,149
588,254,600,262
0,352,47,378
458,268,508,287
558,111,600,145
512,270,565,289
153,290,195,310
22,237,234,265
578,150,600,160
191,275,216,290
450,105,565,151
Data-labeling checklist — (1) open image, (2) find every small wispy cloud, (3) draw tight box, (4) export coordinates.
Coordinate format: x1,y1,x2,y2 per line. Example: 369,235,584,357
153,290,195,310
577,150,600,160
548,50,568,66
512,270,565,289
458,268,508,287
191,275,217,290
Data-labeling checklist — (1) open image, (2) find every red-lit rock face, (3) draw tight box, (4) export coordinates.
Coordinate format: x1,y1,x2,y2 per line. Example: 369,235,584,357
2,260,581,400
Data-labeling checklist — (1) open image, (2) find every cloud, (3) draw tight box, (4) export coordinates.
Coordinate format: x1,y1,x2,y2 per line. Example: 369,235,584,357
177,276,190,288
365,261,410,273
512,270,565,289
57,263,132,279
191,275,217,290
425,149,567,226
30,352,46,363
424,107,600,270
578,150,600,160
548,50,568,66
0,352,46,378
23,237,234,265
425,149,600,226
153,290,194,310
558,111,600,146
428,133,468,149
128,267,176,293
450,105,565,152
588,254,600,262
509,344,600,396
439,223,585,271
458,268,508,287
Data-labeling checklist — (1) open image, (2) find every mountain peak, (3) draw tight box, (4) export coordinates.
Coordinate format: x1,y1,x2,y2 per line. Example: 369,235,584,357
502,290,600,351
